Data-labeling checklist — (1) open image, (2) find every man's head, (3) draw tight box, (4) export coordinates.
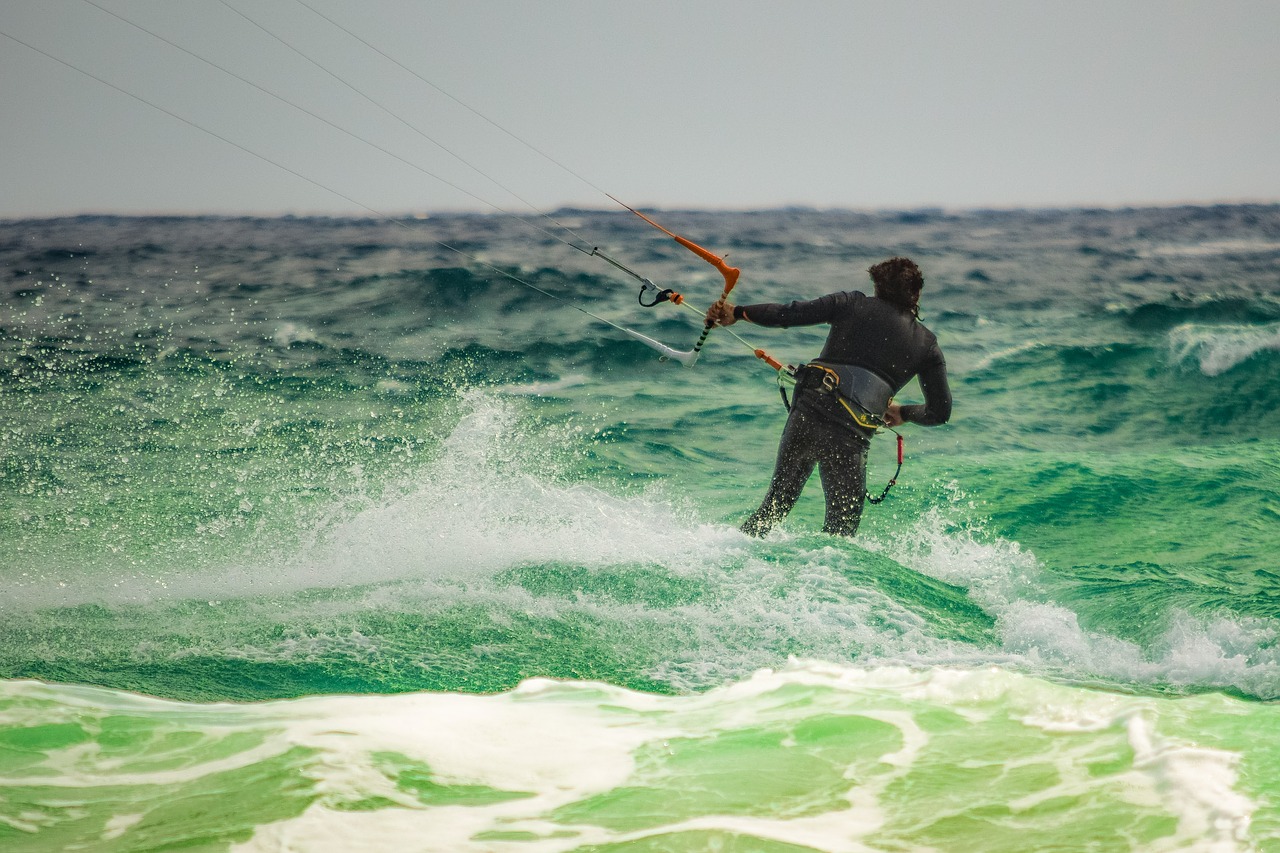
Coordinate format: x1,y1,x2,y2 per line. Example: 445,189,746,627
869,257,923,317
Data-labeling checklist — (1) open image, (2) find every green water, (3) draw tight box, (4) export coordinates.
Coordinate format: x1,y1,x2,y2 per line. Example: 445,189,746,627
2,209,1278,849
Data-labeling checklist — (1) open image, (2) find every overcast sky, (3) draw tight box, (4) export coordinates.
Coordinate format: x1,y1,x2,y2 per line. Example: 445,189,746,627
2,0,1278,218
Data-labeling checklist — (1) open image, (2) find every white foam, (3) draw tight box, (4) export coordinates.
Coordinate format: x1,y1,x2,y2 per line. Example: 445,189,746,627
231,667,933,851
1124,713,1255,850
875,508,1280,698
228,665,1259,852
275,392,736,594
970,340,1042,373
271,321,323,348
869,504,1045,609
1141,239,1280,258
3,664,1264,853
1167,321,1280,376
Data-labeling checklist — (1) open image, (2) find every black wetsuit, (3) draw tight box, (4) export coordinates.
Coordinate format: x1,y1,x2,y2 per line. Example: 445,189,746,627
737,290,951,537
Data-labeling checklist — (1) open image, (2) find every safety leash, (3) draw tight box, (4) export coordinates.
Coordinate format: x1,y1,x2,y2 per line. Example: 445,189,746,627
865,431,904,504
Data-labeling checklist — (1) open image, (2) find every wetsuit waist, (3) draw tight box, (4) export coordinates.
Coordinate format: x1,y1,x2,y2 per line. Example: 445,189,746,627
795,361,894,415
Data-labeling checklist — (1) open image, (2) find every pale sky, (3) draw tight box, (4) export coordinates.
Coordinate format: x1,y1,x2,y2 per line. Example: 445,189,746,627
2,0,1278,218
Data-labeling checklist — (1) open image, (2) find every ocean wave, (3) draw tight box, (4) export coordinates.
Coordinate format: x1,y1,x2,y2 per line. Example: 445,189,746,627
5,390,1273,704
1167,321,1280,376
969,340,1043,372
270,321,325,349
872,507,1280,701
1140,238,1280,258
0,665,1271,852
1119,296,1280,331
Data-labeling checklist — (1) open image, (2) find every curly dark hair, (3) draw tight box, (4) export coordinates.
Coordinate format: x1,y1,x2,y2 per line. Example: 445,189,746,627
868,257,923,318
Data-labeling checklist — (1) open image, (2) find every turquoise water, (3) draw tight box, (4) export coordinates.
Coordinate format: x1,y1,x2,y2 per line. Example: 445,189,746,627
2,208,1279,850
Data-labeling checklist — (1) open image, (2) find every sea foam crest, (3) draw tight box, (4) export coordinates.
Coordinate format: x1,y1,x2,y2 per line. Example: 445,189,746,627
274,389,734,593
1167,321,1280,376
879,507,1280,699
5,664,1260,852
270,321,324,348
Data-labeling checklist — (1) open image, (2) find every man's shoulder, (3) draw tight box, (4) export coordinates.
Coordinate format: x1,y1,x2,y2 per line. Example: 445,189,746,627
831,289,868,306
914,322,945,361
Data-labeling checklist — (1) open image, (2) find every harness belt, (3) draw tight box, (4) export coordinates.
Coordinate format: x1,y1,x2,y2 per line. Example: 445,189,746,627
795,361,894,431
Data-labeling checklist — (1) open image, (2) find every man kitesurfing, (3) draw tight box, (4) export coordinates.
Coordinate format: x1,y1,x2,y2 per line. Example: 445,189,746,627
706,258,951,538
6,0,950,545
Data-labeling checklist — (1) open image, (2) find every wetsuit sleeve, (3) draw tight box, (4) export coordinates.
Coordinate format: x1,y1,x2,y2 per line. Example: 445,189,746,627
898,346,951,426
737,293,846,328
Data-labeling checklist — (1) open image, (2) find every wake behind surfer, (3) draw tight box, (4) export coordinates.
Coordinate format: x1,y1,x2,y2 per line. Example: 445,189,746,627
705,257,951,537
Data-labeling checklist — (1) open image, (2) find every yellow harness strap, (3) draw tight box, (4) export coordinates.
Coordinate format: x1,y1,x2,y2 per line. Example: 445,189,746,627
837,396,885,431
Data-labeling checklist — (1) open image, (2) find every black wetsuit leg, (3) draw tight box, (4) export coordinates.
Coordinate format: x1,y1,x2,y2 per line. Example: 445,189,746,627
741,404,869,538
741,407,818,537
816,432,868,537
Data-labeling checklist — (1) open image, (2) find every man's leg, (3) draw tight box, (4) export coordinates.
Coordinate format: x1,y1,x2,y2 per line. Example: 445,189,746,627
741,409,818,536
817,434,868,537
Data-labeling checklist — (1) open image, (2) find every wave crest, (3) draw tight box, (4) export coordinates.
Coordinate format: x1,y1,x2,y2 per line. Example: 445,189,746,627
1168,321,1280,376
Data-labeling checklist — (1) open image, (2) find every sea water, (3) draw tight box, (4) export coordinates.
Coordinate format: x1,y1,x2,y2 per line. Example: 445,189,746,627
2,207,1278,850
